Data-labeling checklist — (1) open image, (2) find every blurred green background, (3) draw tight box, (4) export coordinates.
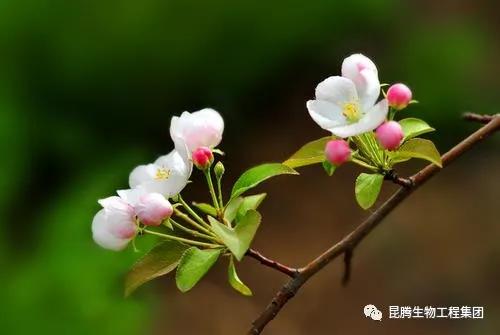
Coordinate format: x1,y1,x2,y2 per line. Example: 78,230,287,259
1,0,499,334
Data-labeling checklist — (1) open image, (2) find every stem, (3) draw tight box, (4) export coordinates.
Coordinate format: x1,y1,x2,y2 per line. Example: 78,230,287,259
246,249,298,278
351,156,378,172
173,208,215,237
204,169,220,211
216,176,224,209
177,195,212,230
143,229,221,248
170,218,221,243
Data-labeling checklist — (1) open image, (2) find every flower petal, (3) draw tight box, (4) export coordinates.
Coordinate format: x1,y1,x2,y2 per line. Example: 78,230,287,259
341,54,380,108
129,164,156,189
306,100,347,130
117,188,146,207
315,76,358,106
170,108,224,153
328,99,388,138
92,209,131,251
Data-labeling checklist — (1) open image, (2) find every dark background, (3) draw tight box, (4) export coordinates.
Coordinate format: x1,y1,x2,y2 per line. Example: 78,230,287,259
0,0,499,334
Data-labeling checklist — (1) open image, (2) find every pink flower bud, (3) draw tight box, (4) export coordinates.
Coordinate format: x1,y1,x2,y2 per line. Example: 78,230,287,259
387,83,412,110
376,121,404,150
192,147,214,170
135,193,173,226
325,139,351,166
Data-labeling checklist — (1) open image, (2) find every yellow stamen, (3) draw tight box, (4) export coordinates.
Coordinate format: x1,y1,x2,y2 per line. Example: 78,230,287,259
342,102,360,122
155,167,171,180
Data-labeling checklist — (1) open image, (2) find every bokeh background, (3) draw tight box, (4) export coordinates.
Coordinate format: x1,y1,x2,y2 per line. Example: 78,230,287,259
1,0,499,334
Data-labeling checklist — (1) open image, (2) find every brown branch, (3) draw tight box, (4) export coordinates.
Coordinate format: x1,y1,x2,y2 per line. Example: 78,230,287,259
248,114,500,334
246,248,299,278
463,112,498,124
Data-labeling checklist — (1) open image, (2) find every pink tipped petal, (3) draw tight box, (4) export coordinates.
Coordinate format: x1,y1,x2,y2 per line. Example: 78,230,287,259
341,53,378,79
315,76,358,106
306,100,347,130
329,99,388,138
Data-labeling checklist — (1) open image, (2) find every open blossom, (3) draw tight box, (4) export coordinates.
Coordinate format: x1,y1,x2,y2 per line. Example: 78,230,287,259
92,196,137,251
307,54,388,138
170,108,224,158
129,149,192,198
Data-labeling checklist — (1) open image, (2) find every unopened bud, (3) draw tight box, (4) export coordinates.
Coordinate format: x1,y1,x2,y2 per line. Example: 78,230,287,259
192,147,214,170
375,121,404,151
387,83,412,110
325,139,351,166
214,161,225,179
135,193,173,226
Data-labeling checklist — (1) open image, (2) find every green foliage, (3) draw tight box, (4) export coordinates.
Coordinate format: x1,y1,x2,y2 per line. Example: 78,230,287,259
283,136,332,168
175,247,221,292
322,160,336,176
391,138,442,167
355,173,384,209
236,193,267,222
192,202,218,217
208,210,261,261
124,240,189,297
224,197,244,223
231,163,298,199
399,118,435,141
228,257,252,296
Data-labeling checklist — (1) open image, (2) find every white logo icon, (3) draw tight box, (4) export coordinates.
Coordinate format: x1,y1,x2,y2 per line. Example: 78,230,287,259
364,304,383,321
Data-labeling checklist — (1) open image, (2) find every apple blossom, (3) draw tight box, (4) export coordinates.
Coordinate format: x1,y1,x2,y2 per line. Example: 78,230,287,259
307,53,388,138
92,196,137,251
325,139,351,166
192,147,214,170
387,83,412,110
375,121,404,150
129,149,192,198
135,193,173,226
170,108,224,158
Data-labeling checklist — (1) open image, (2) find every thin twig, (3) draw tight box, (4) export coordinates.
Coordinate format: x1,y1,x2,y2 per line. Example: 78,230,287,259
246,249,299,278
248,113,500,334
341,249,353,286
463,112,498,124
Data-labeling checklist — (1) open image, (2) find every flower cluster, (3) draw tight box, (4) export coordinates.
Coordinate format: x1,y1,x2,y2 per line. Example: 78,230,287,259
92,53,440,297
307,54,413,168
92,108,224,250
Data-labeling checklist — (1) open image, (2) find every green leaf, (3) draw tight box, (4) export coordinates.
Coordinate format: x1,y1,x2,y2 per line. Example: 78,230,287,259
322,160,336,176
355,173,384,209
283,136,332,168
231,163,298,198
392,138,442,167
192,202,218,217
224,197,244,223
228,257,252,296
124,240,189,297
399,118,435,141
236,193,267,222
175,247,221,292
208,210,261,261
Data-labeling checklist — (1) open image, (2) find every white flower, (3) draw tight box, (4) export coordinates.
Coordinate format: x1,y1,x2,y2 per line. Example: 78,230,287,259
128,149,191,197
170,108,224,158
92,196,137,251
307,54,388,138
118,189,173,226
